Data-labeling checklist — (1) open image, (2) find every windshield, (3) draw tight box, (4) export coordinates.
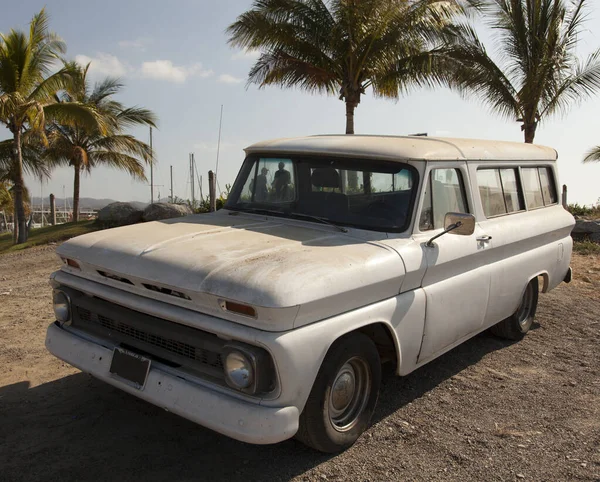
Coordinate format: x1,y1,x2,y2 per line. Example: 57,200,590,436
225,155,418,232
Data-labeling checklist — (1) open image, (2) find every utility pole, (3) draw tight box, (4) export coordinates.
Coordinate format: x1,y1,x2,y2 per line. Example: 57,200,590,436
170,165,173,203
150,126,154,204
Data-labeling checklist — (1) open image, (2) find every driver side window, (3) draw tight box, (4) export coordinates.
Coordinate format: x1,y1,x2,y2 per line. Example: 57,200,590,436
419,168,468,231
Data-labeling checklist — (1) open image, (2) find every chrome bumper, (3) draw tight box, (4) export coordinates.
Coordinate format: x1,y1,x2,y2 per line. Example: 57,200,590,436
45,322,299,444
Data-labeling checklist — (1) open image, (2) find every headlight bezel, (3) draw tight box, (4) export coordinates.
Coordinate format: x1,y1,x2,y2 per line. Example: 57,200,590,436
222,343,274,395
52,289,72,326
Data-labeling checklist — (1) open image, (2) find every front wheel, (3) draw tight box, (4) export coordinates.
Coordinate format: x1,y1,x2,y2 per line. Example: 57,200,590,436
490,277,539,340
295,332,381,453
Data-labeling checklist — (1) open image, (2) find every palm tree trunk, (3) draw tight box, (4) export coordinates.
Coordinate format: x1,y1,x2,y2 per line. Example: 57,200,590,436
12,128,28,244
12,197,17,244
73,164,81,222
345,96,359,190
345,98,358,135
523,123,537,143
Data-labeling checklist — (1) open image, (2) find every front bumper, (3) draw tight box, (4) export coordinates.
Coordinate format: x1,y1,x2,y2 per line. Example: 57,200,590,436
45,322,299,444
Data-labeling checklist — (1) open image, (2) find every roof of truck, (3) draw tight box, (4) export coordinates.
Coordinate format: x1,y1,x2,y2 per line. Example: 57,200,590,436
244,135,558,162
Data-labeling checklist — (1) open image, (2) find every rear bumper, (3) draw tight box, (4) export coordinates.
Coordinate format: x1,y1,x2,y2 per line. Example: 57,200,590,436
45,322,299,444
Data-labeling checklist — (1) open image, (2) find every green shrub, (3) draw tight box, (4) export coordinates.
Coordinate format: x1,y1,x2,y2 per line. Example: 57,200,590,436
573,240,600,255
567,203,600,217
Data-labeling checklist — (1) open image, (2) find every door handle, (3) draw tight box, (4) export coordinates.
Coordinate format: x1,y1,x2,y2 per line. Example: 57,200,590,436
477,235,492,242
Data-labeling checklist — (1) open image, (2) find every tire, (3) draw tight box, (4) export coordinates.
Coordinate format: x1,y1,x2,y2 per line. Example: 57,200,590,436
295,332,381,453
490,277,539,341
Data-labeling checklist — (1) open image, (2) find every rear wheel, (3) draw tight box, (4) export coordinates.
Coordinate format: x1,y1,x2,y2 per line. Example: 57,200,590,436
295,332,381,453
490,278,539,340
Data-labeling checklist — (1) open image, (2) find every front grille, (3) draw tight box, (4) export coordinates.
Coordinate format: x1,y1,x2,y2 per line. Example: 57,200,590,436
77,307,223,368
97,270,133,285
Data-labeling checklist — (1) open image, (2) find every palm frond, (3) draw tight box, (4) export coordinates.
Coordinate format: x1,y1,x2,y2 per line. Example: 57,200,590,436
44,102,107,135
541,49,600,118
89,151,147,181
583,146,600,163
116,107,157,129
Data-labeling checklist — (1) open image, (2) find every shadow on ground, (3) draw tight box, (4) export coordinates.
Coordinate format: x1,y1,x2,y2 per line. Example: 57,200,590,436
0,330,515,482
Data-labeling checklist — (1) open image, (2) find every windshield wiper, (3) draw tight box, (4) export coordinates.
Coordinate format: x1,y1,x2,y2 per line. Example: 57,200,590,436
287,212,348,233
228,207,287,217
229,207,349,233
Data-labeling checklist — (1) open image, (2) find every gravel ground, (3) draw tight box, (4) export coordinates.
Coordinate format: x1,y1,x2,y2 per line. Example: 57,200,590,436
0,246,598,481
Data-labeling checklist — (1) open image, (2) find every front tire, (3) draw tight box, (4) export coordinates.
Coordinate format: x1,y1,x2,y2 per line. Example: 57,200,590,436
295,332,381,453
490,278,539,340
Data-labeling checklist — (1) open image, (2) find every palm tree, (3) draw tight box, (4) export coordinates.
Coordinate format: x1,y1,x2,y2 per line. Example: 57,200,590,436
227,0,471,136
445,0,600,143
583,146,600,163
1,136,49,241
0,9,102,243
45,63,157,221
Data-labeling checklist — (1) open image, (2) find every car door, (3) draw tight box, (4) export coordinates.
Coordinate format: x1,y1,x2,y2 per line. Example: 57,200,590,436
414,163,492,364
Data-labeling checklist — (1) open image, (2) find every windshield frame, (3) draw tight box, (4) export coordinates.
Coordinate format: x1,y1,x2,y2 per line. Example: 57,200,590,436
225,153,420,233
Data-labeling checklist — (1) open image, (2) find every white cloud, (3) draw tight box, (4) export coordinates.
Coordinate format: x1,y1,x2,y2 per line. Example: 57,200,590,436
75,53,130,77
141,60,213,83
118,37,152,51
218,74,243,84
231,49,261,61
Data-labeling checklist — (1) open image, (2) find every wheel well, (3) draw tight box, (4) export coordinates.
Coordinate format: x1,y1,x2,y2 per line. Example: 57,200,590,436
356,323,398,368
530,272,548,293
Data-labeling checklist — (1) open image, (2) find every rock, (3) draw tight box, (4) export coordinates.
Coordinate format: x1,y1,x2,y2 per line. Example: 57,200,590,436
581,276,592,283
97,202,144,227
142,203,193,222
516,474,525,479
571,219,600,234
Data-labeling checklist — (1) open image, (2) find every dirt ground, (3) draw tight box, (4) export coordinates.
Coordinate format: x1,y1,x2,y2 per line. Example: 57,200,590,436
0,246,599,482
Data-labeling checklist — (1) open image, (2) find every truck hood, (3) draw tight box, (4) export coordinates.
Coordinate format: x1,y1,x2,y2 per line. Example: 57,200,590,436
57,211,406,329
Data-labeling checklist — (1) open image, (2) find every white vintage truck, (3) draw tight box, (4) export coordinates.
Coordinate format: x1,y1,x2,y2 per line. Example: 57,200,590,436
46,135,574,452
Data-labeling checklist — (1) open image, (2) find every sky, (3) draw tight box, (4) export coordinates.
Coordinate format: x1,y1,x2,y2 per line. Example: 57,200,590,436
2,0,600,206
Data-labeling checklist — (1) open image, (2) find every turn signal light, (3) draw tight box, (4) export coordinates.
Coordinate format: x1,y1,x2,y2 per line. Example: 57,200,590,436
222,301,257,318
61,258,81,270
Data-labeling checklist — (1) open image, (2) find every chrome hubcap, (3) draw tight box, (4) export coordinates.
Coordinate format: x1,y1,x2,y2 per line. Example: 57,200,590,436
328,357,371,432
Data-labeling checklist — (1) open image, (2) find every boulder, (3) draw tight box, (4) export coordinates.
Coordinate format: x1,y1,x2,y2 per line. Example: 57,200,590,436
142,203,193,222
572,219,600,234
97,202,144,227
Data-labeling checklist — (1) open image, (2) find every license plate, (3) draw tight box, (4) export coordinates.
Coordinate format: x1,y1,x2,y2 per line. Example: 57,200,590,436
109,348,151,389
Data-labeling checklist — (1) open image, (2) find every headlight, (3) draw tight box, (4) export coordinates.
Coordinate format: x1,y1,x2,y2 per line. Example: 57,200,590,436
224,350,254,390
53,290,71,325
223,344,274,394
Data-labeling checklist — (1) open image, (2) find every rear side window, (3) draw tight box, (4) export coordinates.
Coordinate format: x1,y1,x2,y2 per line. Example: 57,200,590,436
477,168,524,217
522,167,557,208
419,168,468,231
537,167,557,205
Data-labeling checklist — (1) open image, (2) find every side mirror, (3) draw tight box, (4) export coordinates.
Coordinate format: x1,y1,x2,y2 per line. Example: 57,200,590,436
426,212,476,247
445,212,475,236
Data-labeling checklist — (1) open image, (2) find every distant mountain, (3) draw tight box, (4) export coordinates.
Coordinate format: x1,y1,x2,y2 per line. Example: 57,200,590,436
30,197,148,211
